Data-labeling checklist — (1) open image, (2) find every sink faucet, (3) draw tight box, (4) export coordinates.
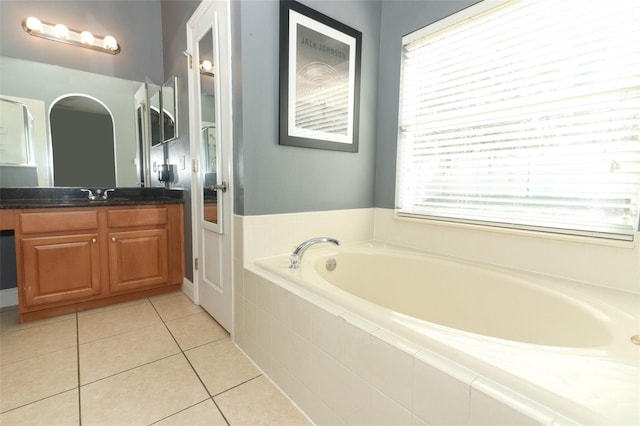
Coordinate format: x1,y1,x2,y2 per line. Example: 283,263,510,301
81,188,115,200
102,189,115,200
289,237,340,269
80,188,97,200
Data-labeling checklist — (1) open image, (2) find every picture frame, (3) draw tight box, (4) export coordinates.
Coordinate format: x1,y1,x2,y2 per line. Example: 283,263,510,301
279,0,362,152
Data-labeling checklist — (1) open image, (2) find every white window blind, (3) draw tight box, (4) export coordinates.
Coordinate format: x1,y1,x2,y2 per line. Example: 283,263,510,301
397,0,640,240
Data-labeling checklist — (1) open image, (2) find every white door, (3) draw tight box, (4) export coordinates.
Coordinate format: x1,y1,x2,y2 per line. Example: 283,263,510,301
187,0,233,332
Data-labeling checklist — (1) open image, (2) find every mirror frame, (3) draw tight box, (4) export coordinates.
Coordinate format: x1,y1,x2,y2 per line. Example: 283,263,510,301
161,75,179,143
134,82,152,186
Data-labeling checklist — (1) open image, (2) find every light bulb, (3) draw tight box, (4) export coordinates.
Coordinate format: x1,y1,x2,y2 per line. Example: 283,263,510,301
80,31,94,45
102,35,118,51
53,24,69,39
200,60,213,72
25,17,43,32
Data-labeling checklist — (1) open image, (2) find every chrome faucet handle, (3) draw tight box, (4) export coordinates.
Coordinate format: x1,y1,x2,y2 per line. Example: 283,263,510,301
289,254,301,269
80,189,96,200
102,189,115,200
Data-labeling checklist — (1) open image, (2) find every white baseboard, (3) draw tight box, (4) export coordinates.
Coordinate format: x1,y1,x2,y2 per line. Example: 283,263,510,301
0,287,18,309
181,278,195,302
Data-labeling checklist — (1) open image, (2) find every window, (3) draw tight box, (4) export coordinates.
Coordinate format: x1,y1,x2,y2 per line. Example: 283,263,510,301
397,0,640,240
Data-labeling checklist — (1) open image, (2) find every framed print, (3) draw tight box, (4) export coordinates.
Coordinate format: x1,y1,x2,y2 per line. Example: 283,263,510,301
279,0,362,152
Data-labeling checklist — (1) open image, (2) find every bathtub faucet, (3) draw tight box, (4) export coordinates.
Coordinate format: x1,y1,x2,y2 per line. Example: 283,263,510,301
289,237,340,269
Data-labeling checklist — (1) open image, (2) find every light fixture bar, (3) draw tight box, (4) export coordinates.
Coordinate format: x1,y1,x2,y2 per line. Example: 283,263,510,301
22,17,121,55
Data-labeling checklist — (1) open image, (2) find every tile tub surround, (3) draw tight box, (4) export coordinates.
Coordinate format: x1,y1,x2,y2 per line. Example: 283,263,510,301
0,291,310,425
237,267,615,426
237,208,375,266
373,208,640,294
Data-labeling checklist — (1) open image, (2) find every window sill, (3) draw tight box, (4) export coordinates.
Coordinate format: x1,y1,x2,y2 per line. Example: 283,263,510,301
392,210,636,250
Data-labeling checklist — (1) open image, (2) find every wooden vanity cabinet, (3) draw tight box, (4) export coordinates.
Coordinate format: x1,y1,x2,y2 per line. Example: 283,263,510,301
107,208,171,293
18,209,103,307
21,232,103,307
14,204,184,322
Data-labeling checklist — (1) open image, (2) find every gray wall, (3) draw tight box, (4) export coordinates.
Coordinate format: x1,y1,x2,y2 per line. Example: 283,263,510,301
160,0,200,282
234,0,381,215
234,1,478,215
374,0,480,208
0,0,164,83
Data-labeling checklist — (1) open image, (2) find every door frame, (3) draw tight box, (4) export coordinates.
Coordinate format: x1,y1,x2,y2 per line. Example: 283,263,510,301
186,0,234,333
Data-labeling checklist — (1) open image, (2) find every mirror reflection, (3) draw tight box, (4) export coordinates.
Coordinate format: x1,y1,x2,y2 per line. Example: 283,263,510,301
199,29,219,225
161,76,178,143
150,86,162,147
50,95,116,187
0,98,34,166
0,55,160,187
202,126,217,223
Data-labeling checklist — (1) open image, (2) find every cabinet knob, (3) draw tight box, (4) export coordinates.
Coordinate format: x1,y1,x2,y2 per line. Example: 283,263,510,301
112,237,117,242
92,238,97,243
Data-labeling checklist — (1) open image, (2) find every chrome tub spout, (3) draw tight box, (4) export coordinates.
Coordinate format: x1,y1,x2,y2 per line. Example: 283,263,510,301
289,237,340,269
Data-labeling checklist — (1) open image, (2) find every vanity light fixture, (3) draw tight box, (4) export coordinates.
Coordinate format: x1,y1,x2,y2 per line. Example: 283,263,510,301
199,60,214,77
80,31,94,45
22,16,121,55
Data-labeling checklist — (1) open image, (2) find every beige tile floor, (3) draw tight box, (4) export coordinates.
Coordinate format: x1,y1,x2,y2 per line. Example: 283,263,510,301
0,291,311,426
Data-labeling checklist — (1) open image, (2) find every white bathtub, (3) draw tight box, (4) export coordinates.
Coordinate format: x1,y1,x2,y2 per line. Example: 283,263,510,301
252,241,640,425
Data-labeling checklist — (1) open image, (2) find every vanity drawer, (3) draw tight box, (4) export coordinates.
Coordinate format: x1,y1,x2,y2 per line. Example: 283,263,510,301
107,207,168,228
19,210,99,234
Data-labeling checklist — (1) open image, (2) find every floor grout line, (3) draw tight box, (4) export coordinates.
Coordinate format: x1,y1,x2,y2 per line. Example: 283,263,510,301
77,297,200,387
0,315,74,335
4,291,294,425
77,320,169,348
75,312,82,426
75,299,151,319
0,387,78,416
0,343,79,368
210,373,264,398
76,307,164,346
151,298,232,426
79,352,182,387
176,334,229,352
210,396,232,426
146,397,213,425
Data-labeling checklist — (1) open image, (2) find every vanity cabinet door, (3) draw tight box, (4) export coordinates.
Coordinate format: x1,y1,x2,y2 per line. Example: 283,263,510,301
108,229,169,293
21,234,102,307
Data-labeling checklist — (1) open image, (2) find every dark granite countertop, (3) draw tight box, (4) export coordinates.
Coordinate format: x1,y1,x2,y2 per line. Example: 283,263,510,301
0,187,184,209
